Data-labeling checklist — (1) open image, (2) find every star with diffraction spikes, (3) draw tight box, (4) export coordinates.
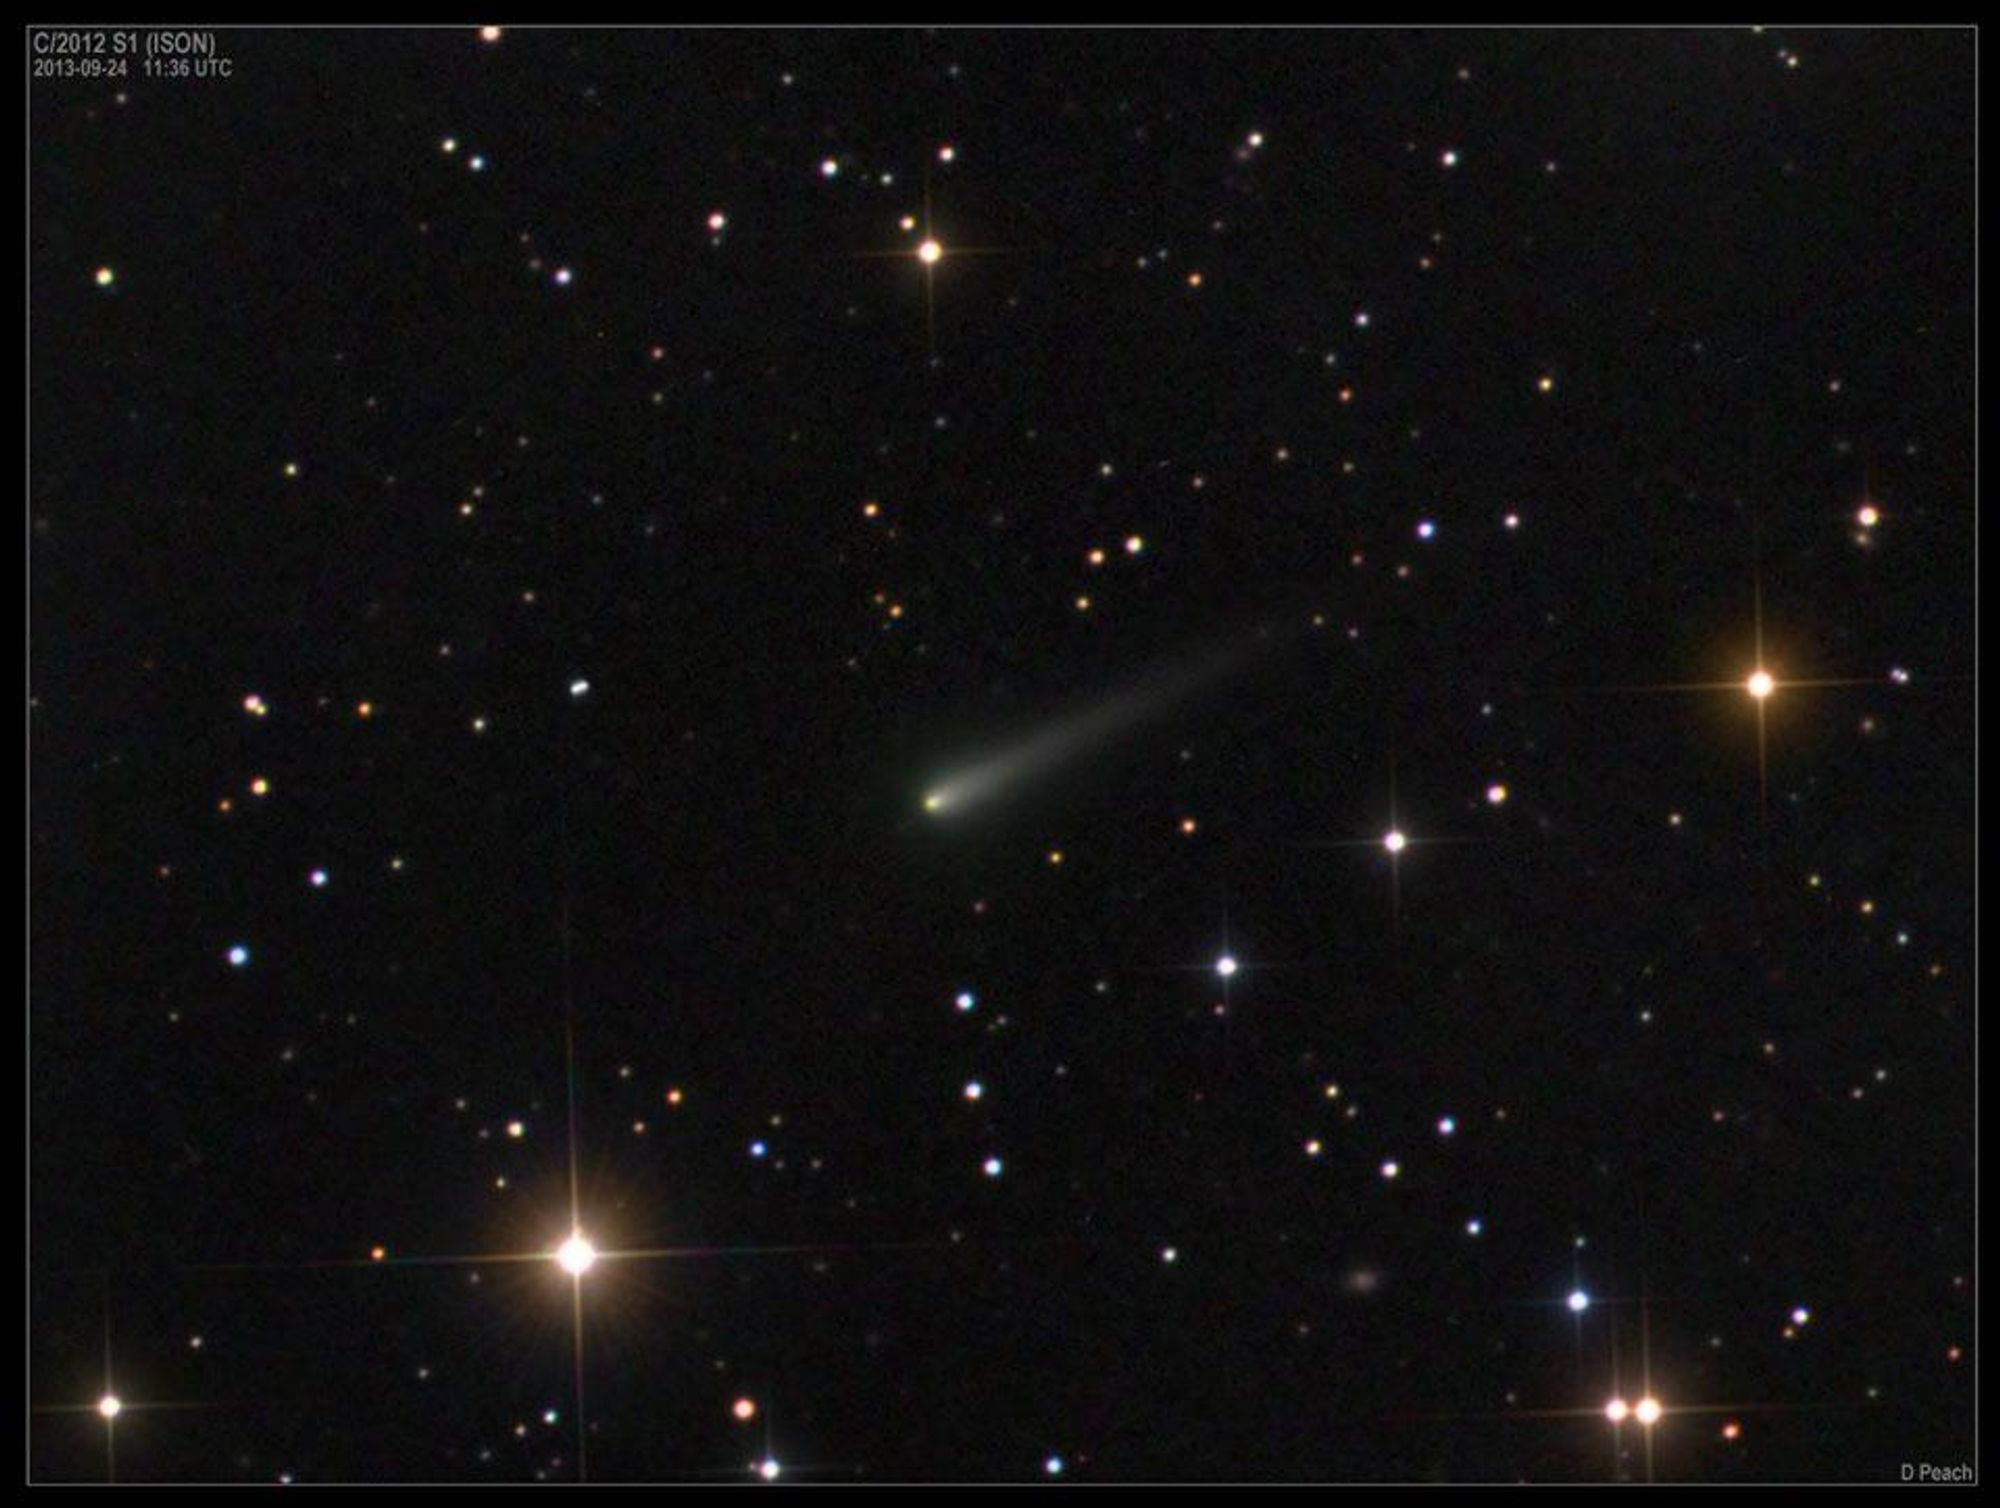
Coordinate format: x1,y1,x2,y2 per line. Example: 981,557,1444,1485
1288,761,1480,939
852,160,1007,359
178,825,944,1482
1537,564,1890,828
31,1275,216,1482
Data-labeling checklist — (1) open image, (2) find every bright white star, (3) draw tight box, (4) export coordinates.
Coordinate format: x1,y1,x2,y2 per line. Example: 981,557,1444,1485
555,1232,598,1276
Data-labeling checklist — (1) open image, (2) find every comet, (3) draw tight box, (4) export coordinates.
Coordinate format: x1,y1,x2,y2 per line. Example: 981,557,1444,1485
920,632,1265,818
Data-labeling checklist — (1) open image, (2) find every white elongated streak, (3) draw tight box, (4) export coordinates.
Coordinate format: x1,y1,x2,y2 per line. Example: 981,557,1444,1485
923,640,1251,817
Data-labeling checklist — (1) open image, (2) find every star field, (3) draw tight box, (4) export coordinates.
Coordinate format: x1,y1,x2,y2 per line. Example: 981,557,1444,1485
29,24,1974,1484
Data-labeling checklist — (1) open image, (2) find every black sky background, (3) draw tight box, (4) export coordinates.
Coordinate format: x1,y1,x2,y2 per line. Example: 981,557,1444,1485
30,25,1973,1482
